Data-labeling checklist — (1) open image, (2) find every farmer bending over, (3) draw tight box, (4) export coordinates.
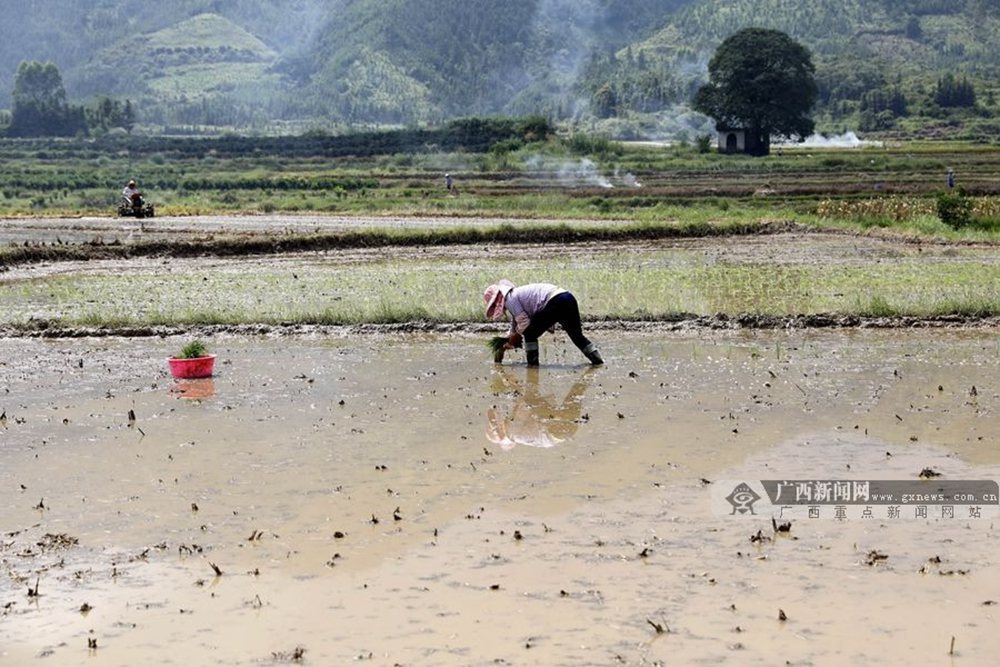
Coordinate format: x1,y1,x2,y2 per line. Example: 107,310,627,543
484,279,604,367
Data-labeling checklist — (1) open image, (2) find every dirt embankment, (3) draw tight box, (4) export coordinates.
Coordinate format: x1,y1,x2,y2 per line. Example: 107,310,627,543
4,313,1000,340
3,214,999,273
0,218,799,270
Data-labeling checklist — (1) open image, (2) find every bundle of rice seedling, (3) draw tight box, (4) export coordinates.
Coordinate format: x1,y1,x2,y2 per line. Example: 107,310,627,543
487,336,508,362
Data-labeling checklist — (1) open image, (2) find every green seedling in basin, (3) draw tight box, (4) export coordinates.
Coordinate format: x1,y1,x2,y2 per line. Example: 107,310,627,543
178,340,208,359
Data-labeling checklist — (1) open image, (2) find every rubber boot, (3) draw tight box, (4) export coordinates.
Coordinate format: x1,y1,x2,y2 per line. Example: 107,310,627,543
525,340,540,367
582,342,604,365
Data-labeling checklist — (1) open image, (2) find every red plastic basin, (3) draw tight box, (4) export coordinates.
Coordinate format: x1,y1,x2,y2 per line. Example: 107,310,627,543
168,355,216,379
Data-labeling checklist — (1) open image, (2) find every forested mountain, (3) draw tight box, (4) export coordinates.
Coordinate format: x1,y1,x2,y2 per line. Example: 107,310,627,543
263,0,689,124
72,13,284,127
0,0,997,136
579,0,1000,135
0,0,324,107
0,0,683,128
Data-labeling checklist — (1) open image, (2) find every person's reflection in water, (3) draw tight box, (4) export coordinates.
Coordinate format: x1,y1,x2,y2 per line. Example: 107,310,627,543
485,367,595,450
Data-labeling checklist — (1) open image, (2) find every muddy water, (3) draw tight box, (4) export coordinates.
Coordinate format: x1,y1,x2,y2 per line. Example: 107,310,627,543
1,331,999,666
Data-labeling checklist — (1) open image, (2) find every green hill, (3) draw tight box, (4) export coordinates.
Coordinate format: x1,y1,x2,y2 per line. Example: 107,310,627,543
77,13,276,91
279,0,687,123
0,1,321,98
1,0,997,136
580,0,1000,138
634,0,1000,79
74,13,281,125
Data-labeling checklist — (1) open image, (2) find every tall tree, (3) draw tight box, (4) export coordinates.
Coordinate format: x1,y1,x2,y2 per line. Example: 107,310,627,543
693,28,817,156
934,73,976,108
8,61,86,137
85,96,137,134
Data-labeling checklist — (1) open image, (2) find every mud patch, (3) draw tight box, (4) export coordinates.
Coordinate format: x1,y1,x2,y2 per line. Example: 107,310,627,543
0,218,794,270
0,214,644,248
1,330,998,665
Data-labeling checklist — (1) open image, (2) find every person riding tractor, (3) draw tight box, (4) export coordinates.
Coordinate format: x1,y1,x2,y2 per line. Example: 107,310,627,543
122,179,140,200
119,179,154,218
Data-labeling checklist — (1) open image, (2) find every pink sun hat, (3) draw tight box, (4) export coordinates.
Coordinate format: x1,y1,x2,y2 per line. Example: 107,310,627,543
485,407,515,449
483,279,515,320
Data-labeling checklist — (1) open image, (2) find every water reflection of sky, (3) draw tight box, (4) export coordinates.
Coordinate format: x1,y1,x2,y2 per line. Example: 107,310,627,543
485,366,597,449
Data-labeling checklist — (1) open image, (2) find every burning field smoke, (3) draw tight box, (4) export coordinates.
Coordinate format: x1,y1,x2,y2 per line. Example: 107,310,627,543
560,158,613,188
615,168,642,188
521,155,644,189
791,132,883,148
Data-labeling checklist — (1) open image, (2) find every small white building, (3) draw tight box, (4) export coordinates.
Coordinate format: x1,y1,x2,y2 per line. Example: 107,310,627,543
716,125,770,156
717,128,746,153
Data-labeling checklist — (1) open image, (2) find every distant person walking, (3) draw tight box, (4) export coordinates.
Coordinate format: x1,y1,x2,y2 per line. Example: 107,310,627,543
445,173,453,191
483,279,604,367
947,168,955,189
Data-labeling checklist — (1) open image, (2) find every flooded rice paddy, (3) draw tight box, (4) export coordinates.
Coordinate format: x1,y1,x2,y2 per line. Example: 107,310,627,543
5,232,1000,328
2,330,998,665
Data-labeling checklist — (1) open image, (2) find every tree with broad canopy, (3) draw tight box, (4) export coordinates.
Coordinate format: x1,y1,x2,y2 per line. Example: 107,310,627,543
693,28,817,156
8,61,86,137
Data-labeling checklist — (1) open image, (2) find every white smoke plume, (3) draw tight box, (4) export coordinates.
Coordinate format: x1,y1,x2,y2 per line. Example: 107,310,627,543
790,132,884,148
559,158,613,188
622,173,642,188
523,155,613,188
614,167,642,188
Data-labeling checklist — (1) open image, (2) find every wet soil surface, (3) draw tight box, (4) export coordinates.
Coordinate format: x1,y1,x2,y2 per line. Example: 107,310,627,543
4,229,1000,334
0,214,638,247
2,330,998,665
4,222,997,281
